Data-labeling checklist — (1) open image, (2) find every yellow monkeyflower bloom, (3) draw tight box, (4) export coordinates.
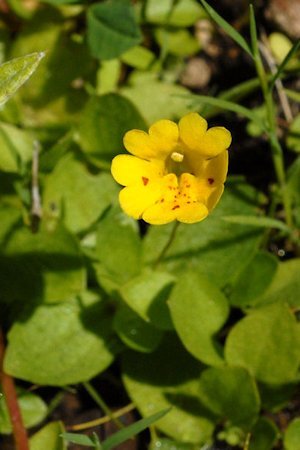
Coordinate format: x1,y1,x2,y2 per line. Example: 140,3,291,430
111,112,231,225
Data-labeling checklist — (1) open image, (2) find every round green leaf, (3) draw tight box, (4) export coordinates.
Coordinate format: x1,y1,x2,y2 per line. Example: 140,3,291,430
284,418,300,450
123,334,214,444
30,421,66,450
43,153,118,233
121,75,192,124
198,367,260,428
0,389,47,434
0,121,36,173
114,304,163,353
4,291,118,385
120,270,175,330
258,259,300,308
229,251,278,309
169,271,229,366
145,0,205,26
87,0,142,60
0,223,86,304
154,29,200,57
95,207,142,292
225,303,300,384
248,417,278,450
76,93,146,164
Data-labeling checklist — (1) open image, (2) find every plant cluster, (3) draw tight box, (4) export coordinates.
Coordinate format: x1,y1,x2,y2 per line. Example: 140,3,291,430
0,1,300,449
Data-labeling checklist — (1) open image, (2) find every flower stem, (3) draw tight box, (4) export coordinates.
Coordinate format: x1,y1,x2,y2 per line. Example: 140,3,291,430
69,403,135,431
252,34,293,227
154,221,180,268
0,329,29,450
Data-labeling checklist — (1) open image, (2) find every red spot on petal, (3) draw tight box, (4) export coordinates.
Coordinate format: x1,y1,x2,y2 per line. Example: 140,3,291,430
208,178,214,185
172,205,180,210
185,184,191,188
142,177,149,186
160,198,165,203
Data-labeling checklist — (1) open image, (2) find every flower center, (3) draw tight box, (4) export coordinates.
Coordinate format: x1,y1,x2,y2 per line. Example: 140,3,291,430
170,151,184,162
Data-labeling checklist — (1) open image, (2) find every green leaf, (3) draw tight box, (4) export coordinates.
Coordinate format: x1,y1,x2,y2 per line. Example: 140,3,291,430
269,39,300,91
249,4,259,59
101,408,171,450
76,93,146,165
229,251,278,309
30,422,67,450
198,367,260,428
145,0,205,27
168,270,229,366
258,259,300,308
283,418,300,450
150,439,194,450
0,223,86,305
96,59,121,95
143,180,264,289
87,0,142,60
0,389,47,434
4,291,118,385
286,113,300,153
95,207,142,292
43,153,118,233
9,10,91,128
114,303,163,353
61,432,94,447
0,52,44,107
259,382,297,413
248,417,278,450
121,46,155,70
0,121,36,173
120,270,175,330
199,0,252,57
225,302,300,384
123,334,214,444
121,74,192,124
154,28,200,57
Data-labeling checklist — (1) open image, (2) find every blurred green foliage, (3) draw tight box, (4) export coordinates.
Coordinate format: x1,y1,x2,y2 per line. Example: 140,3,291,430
0,1,299,449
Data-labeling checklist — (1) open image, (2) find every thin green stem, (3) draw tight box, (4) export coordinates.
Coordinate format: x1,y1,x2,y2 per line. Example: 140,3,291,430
250,6,293,228
83,382,124,429
153,221,180,268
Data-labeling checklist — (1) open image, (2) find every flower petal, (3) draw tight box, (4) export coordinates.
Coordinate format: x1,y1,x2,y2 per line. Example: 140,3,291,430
198,127,232,158
148,119,179,158
142,203,178,225
123,129,156,159
111,154,164,186
119,180,163,219
176,202,208,223
203,150,228,184
178,112,208,151
207,185,224,211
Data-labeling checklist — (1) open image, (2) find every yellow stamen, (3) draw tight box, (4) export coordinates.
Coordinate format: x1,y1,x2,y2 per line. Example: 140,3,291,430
171,151,184,162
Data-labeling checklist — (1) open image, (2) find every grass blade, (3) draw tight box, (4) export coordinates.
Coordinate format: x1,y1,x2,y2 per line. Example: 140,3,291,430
249,4,259,58
101,408,171,450
199,0,253,57
269,39,300,91
222,215,291,233
61,432,95,446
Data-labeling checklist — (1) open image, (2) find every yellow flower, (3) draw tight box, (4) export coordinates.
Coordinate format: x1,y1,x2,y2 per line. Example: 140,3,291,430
111,112,231,225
